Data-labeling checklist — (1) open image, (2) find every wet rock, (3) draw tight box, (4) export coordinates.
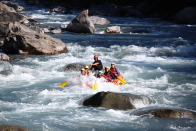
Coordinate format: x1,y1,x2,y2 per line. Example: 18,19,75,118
89,4,120,16
3,22,68,55
0,23,9,36
64,63,85,71
29,25,44,34
0,12,29,23
51,29,62,34
175,7,196,25
60,25,67,29
0,125,29,131
0,53,10,61
50,6,72,14
83,91,151,110
20,14,37,22
136,108,196,118
33,22,45,25
1,1,25,12
104,26,120,33
89,16,110,25
0,2,16,13
42,28,51,33
66,9,95,34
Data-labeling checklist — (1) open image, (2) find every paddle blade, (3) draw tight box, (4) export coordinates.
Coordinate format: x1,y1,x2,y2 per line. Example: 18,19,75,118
92,83,98,89
58,81,69,87
118,77,126,85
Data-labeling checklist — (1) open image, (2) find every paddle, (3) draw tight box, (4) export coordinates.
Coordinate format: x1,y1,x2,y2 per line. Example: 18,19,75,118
58,81,69,87
118,77,126,85
91,79,98,89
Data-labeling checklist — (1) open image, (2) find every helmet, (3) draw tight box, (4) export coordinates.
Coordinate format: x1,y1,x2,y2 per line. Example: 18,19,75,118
105,66,110,70
81,68,85,71
84,65,89,69
94,55,98,58
111,63,116,65
99,71,103,74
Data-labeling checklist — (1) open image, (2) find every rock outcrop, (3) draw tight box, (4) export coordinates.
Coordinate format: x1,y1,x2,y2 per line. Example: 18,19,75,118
136,108,196,118
104,26,120,33
3,22,68,55
83,91,151,110
175,7,196,24
66,9,95,34
0,53,10,61
64,63,85,71
89,16,110,25
1,1,25,12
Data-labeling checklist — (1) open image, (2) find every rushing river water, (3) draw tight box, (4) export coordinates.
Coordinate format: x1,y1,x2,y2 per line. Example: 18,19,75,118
0,1,196,131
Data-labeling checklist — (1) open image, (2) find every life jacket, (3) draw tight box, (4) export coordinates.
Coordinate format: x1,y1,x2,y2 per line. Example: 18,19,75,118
104,71,117,81
110,67,120,76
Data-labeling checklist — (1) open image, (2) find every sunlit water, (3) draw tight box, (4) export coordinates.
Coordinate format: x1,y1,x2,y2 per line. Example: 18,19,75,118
0,1,196,130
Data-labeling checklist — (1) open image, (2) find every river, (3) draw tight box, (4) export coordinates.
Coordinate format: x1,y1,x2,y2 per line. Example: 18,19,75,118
0,0,196,130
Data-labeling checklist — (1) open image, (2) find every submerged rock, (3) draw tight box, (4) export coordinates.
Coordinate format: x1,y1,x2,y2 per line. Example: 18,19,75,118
66,9,95,34
0,125,29,131
50,6,72,14
83,91,151,110
135,108,196,118
3,22,68,55
104,26,120,33
64,63,85,71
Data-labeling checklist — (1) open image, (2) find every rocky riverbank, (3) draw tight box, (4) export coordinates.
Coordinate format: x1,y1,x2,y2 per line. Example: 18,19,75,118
25,0,196,24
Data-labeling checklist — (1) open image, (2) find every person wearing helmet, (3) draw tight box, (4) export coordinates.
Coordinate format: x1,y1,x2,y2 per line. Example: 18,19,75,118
110,63,120,77
84,65,90,75
90,55,103,76
104,66,117,82
80,68,86,76
97,70,104,78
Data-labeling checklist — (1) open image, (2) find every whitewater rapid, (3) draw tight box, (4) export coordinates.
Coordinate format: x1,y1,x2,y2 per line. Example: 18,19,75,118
0,0,196,130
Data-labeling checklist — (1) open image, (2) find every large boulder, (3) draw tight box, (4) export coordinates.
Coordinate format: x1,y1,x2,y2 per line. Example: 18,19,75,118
0,12,29,23
3,22,68,55
0,23,9,36
66,9,95,34
89,16,110,25
175,7,196,25
29,25,44,34
83,91,151,110
104,26,120,33
0,53,10,61
0,2,15,13
135,108,196,118
0,2,16,13
0,125,29,131
64,63,85,71
50,6,72,14
1,1,25,12
89,4,120,16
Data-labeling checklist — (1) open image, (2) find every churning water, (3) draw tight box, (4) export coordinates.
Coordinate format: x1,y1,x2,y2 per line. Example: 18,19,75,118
0,0,196,130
